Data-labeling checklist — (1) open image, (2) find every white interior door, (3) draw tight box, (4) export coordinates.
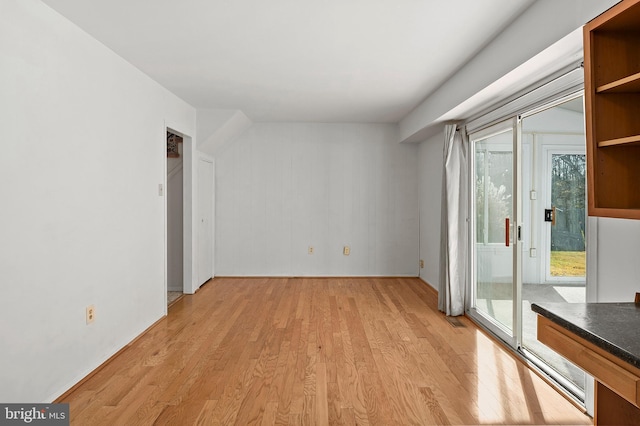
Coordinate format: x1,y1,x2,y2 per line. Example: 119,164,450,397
198,157,214,286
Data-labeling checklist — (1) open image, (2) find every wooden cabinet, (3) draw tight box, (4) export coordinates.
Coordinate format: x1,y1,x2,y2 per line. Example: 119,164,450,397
537,315,640,425
584,0,640,219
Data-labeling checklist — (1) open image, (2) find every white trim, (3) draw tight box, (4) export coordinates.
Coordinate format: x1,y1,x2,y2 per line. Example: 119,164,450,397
468,117,518,346
541,145,586,284
466,66,584,135
468,119,513,142
164,124,197,297
514,116,523,348
519,90,585,120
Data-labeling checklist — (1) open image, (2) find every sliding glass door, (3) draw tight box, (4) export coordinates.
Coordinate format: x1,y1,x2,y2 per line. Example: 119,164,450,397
519,96,587,398
471,120,517,344
469,94,587,401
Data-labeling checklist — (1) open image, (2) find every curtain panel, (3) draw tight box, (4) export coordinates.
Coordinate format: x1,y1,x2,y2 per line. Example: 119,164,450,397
439,124,468,316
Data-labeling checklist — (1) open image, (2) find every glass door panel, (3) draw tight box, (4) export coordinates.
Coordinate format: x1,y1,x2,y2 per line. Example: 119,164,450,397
473,127,514,335
520,96,586,397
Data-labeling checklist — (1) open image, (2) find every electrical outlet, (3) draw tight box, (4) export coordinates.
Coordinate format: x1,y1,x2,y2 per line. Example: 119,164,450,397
308,246,314,254
343,246,350,256
86,305,95,324
420,259,424,268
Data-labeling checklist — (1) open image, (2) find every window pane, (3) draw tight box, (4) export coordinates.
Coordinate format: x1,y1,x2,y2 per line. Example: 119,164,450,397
550,154,586,276
487,152,512,243
475,151,486,243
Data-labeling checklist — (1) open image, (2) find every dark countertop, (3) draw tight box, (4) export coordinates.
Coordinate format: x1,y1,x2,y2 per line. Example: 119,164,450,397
531,302,640,370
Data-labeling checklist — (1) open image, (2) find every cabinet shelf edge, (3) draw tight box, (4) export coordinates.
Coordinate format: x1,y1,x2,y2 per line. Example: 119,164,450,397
597,135,640,147
596,72,640,93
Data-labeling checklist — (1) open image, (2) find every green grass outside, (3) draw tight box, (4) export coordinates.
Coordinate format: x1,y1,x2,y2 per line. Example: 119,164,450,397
550,251,586,277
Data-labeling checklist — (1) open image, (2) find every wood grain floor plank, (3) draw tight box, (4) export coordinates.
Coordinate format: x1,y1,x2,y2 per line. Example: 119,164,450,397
271,319,302,422
260,401,278,426
315,362,329,425
233,328,284,425
104,385,158,426
326,381,343,425
419,386,451,425
193,399,218,426
59,277,591,426
153,398,205,426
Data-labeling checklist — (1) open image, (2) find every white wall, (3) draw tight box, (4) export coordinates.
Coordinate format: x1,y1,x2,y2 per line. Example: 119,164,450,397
0,0,195,402
196,109,253,157
215,123,419,276
594,218,640,302
418,132,444,289
399,0,618,142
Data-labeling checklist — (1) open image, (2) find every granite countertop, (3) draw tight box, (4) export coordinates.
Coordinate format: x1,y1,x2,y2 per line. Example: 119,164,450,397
531,302,640,370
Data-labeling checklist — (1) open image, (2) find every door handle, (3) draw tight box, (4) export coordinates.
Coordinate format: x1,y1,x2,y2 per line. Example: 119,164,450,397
505,218,510,247
552,206,556,226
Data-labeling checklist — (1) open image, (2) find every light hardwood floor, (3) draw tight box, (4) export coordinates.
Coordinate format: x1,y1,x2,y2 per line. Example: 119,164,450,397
59,277,592,425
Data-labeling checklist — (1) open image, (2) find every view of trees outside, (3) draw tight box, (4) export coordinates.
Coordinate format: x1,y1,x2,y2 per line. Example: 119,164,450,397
550,153,586,276
475,150,513,245
474,138,515,332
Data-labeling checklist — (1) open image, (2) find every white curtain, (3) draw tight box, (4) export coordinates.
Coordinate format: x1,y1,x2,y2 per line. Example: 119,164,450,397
439,124,468,316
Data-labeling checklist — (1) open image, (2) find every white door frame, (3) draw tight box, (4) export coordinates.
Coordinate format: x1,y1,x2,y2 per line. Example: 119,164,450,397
164,123,199,309
468,118,521,348
467,89,594,411
540,144,586,284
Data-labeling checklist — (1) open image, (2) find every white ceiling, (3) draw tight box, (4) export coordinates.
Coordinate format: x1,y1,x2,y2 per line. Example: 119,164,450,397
41,0,535,123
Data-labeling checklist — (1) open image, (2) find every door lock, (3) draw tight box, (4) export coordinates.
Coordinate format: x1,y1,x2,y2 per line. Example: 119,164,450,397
544,207,556,225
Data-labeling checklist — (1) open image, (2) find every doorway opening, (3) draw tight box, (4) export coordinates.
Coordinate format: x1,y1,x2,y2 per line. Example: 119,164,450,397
167,130,184,306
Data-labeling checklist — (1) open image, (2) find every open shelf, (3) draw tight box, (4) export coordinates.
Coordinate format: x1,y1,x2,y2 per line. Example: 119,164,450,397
585,0,640,220
598,134,640,147
597,71,640,93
